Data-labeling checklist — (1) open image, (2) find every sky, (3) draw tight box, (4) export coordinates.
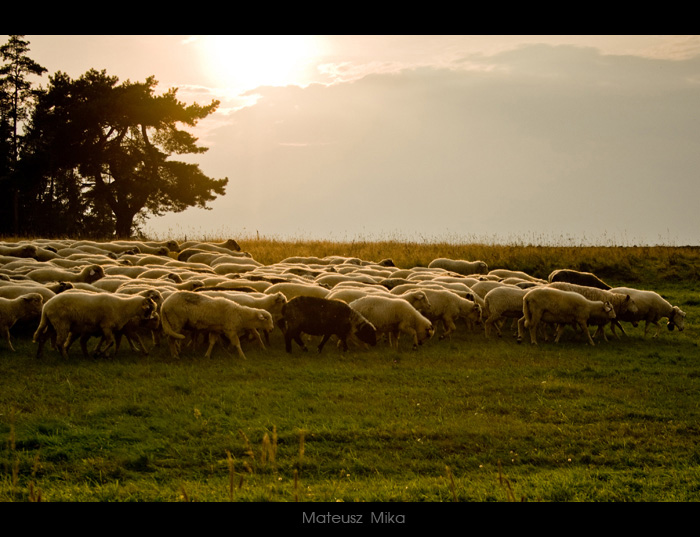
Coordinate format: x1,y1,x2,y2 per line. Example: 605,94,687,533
13,35,700,245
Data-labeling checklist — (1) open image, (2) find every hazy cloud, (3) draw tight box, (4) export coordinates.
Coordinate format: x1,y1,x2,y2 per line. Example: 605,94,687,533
143,43,700,244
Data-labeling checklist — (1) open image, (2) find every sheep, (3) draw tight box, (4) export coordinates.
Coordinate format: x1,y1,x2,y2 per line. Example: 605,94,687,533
0,281,73,302
0,293,44,351
548,282,639,341
548,269,611,290
281,296,377,353
482,286,530,339
24,264,105,285
609,287,686,338
178,239,241,252
264,282,331,300
314,273,380,288
0,243,38,259
198,289,288,342
488,269,546,283
419,288,481,339
519,287,616,346
113,288,164,355
327,286,389,304
349,295,434,350
469,280,515,299
33,292,158,359
159,291,274,360
428,258,489,275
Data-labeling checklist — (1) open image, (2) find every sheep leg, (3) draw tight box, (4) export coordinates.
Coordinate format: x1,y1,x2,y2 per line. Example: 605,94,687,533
646,320,662,338
440,319,456,340
286,331,308,352
527,318,539,345
250,329,266,350
317,333,332,353
225,332,246,360
34,328,50,359
3,327,15,352
579,322,596,346
167,337,181,359
204,333,218,359
516,316,526,343
553,324,566,343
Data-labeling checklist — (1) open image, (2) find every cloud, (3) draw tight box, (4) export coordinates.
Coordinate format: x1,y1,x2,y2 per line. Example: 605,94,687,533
148,44,700,245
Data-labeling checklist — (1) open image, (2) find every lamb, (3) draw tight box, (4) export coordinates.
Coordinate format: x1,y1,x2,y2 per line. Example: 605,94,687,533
160,291,274,359
349,295,434,350
428,258,489,275
282,296,377,353
548,269,611,290
609,287,686,338
419,288,481,339
519,287,616,346
482,286,530,339
548,282,639,341
24,264,105,285
0,293,44,351
33,292,158,359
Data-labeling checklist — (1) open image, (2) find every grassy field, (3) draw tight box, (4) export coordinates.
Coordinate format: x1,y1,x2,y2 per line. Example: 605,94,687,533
1,238,699,505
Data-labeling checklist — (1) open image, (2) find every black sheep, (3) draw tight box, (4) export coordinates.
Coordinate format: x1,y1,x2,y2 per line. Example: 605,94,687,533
282,296,377,353
548,269,611,290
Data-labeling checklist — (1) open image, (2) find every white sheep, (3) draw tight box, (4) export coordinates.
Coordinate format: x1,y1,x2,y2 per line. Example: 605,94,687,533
0,243,38,259
488,269,546,283
0,293,44,351
609,286,686,338
160,291,274,359
264,282,331,300
520,287,616,346
24,264,105,285
197,289,288,342
419,288,481,339
428,258,489,275
482,286,530,339
327,286,390,304
33,291,158,359
469,280,515,299
0,281,72,302
349,295,434,350
548,282,639,341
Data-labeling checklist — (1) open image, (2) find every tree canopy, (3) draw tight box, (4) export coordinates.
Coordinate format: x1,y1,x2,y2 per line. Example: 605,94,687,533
0,36,228,238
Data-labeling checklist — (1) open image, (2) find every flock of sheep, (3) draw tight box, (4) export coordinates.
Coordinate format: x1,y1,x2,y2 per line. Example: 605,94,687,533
0,238,688,360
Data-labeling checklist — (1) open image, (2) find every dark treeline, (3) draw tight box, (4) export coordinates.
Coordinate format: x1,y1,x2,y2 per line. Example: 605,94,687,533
0,35,228,239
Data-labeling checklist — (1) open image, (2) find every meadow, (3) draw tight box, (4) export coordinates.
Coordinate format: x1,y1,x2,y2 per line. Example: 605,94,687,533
1,236,699,506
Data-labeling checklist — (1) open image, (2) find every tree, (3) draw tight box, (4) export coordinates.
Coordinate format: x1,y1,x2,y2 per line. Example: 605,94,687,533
0,35,47,234
24,69,228,237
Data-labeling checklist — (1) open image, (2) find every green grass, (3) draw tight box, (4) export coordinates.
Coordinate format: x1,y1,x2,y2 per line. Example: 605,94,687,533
1,239,700,502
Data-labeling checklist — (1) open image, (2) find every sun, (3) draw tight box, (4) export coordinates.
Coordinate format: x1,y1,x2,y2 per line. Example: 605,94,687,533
198,35,321,94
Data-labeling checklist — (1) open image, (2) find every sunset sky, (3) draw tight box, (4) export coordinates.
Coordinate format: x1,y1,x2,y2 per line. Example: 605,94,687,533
16,35,700,245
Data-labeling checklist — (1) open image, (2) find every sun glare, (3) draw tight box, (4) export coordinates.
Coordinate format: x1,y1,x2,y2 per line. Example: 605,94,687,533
199,35,321,94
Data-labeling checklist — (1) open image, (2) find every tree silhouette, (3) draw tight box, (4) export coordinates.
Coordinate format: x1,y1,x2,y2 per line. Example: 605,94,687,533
24,69,228,237
0,35,47,234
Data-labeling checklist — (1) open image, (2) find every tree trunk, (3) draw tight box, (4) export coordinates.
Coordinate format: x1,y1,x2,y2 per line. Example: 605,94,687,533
114,209,136,238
